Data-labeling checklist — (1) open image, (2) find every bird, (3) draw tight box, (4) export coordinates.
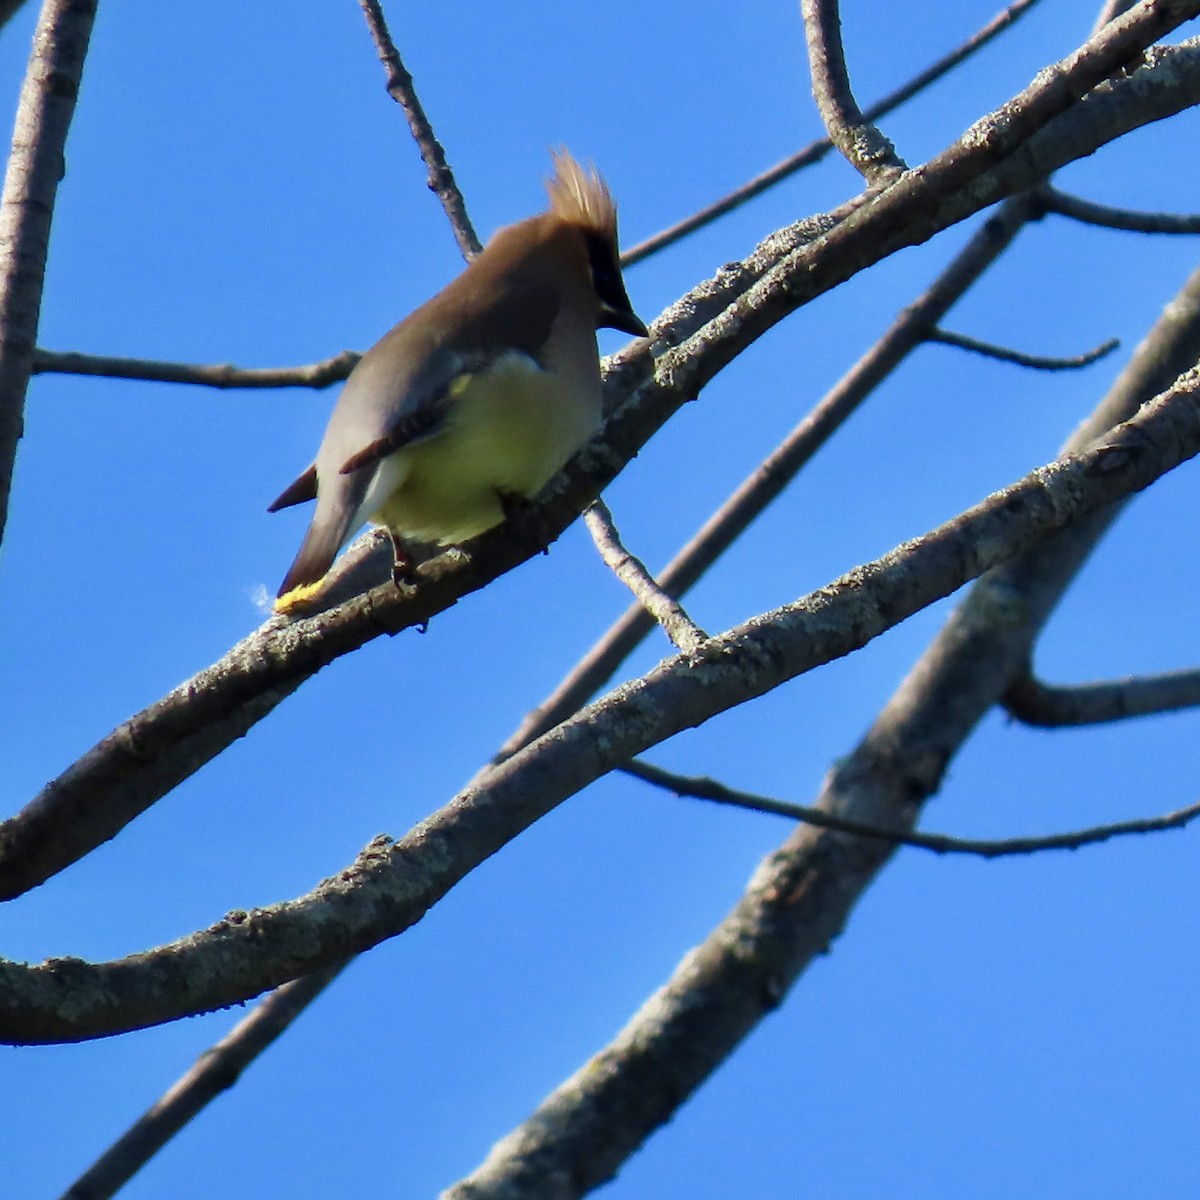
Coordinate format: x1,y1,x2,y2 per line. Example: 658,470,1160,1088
268,150,647,613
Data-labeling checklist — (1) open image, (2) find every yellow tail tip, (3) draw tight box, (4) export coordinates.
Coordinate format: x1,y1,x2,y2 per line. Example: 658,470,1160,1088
274,578,327,614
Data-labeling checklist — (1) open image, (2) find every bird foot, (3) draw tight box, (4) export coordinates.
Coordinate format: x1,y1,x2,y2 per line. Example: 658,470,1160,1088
389,532,417,588
496,489,534,523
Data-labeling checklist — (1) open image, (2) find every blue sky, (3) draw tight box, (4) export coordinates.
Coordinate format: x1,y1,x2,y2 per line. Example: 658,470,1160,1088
2,2,1198,1197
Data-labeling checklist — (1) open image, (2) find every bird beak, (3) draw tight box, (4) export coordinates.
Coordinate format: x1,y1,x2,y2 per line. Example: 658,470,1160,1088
600,302,649,339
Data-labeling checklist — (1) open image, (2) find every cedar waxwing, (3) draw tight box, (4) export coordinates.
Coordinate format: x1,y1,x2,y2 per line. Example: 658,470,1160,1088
269,150,647,612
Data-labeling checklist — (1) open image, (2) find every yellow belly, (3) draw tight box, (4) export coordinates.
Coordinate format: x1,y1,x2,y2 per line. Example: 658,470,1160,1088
371,356,600,544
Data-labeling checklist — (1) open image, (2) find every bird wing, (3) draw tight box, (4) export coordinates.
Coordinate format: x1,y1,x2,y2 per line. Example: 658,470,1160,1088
335,355,473,476
267,463,318,512
333,268,562,478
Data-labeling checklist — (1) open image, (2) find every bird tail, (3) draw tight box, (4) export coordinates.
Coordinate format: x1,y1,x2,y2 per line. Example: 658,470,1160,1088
274,513,350,612
272,460,376,613
275,527,341,611
268,463,318,512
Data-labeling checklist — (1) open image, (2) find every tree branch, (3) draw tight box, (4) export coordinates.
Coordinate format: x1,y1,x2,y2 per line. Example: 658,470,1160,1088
45,176,1047,1192
32,4,480,394
26,4,1045,393
357,0,481,259
0,0,35,32
647,13,1200,402
1004,665,1200,724
928,327,1120,369
1040,184,1200,232
624,759,1200,857
801,0,905,182
57,964,346,1200
489,9,1200,768
0,0,98,548
30,347,359,389
582,501,707,653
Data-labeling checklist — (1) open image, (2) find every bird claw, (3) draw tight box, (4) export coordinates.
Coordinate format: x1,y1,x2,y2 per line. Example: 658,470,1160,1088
496,489,533,523
389,532,417,588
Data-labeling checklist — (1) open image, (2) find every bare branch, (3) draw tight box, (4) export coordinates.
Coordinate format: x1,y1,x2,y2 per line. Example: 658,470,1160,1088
625,759,1200,857
57,965,345,1200
0,0,34,32
1004,665,1200,725
583,501,707,654
622,0,1042,265
357,0,481,260
3,26,1198,902
0,0,98,547
1041,184,1200,233
928,327,1120,369
801,0,905,182
30,347,359,389
1094,0,1145,33
4,366,1200,1042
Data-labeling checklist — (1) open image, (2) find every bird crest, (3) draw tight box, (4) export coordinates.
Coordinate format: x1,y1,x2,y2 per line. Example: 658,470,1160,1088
545,149,619,242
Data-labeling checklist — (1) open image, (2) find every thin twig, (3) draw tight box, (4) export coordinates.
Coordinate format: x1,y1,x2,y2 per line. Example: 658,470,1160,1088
929,327,1120,370
624,759,1200,857
1041,185,1200,233
622,0,1042,265
0,0,99,547
583,501,707,654
358,0,481,260
1094,0,1143,34
801,0,904,182
631,759,1200,855
58,965,346,1200
31,348,359,389
1004,666,1200,725
0,0,33,33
